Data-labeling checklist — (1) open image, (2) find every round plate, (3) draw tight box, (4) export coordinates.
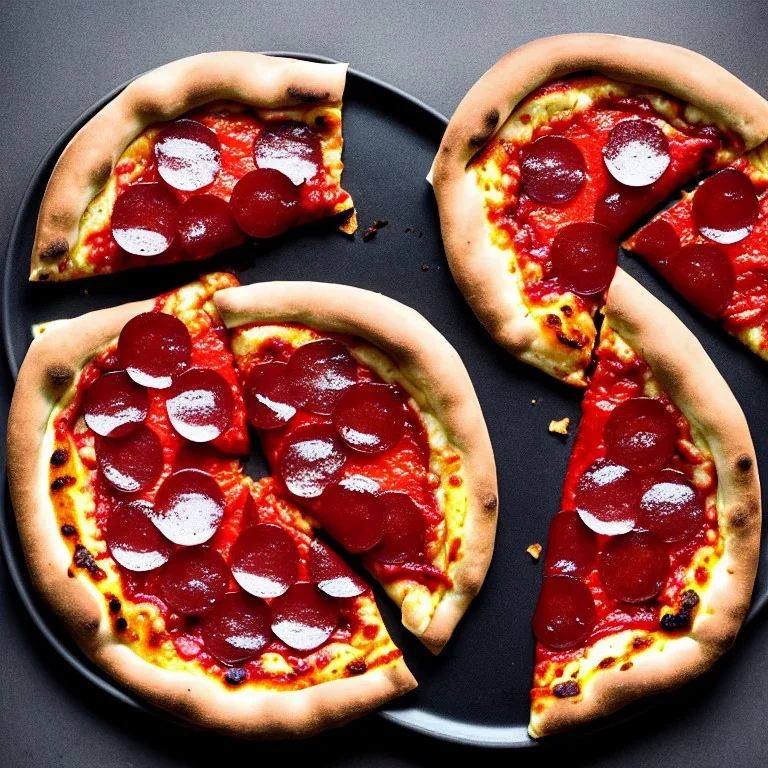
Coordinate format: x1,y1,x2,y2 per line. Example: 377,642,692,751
3,54,767,749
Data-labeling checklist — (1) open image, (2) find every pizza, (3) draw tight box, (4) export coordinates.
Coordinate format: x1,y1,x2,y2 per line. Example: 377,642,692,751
6,272,496,737
431,33,768,385
30,52,355,282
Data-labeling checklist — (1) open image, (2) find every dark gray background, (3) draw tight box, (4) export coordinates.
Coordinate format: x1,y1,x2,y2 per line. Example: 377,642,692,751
3,0,768,765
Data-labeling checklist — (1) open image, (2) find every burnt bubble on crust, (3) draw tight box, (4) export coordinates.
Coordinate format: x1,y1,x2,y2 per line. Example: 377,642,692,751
346,659,367,676
50,448,69,466
469,109,500,147
40,239,69,261
225,668,247,686
737,454,754,473
287,86,331,102
72,544,106,581
115,617,128,632
47,365,74,388
109,598,122,614
51,476,76,491
60,524,77,537
552,680,580,698
660,590,700,632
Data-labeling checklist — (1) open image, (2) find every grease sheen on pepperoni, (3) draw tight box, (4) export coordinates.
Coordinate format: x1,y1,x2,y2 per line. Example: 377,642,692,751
177,195,243,257
374,491,425,564
692,168,759,245
165,368,234,442
542,511,597,578
107,499,172,572
631,219,681,270
154,119,221,191
83,370,148,438
230,524,299,598
253,120,323,186
244,362,297,429
118,312,192,389
270,582,340,651
202,592,273,665
160,546,230,615
333,383,406,455
724,271,768,329
575,458,642,535
278,422,347,499
603,119,671,187
639,469,704,544
520,135,586,204
599,531,670,603
316,476,384,553
151,468,225,546
665,243,736,318
309,540,367,598
604,397,678,473
229,168,300,238
96,426,163,493
550,222,618,295
595,184,653,237
532,576,597,650
286,339,358,415
111,182,179,256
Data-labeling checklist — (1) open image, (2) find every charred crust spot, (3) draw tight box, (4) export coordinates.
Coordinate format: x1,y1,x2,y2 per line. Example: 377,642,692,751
598,657,617,669
67,569,74,578
556,331,587,349
737,454,753,473
553,680,580,698
620,661,633,671
660,610,692,632
632,636,653,651
287,86,331,102
40,239,68,261
38,272,51,281
73,544,106,581
730,509,747,529
115,617,128,632
469,109,500,147
680,590,700,610
48,366,74,387
51,448,69,466
224,667,247,686
109,598,122,614
346,659,367,676
60,524,77,537
561,305,574,317
545,313,562,329
51,476,76,491
482,493,498,513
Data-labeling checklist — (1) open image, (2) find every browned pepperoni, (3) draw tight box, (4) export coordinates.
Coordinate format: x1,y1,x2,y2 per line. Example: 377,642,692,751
165,368,234,443
550,222,618,295
373,491,425,564
532,576,596,650
229,168,300,238
270,582,339,651
575,458,642,535
543,511,597,578
160,546,229,615
111,182,179,256
665,243,736,318
177,195,244,258
692,168,759,245
603,119,671,187
154,119,221,191
598,531,670,603
285,339,358,415
520,135,586,204
107,499,172,572
604,397,678,473
278,423,347,499
316,476,384,553
151,469,225,545
638,469,704,543
308,540,367,598
118,312,191,389
332,383,406,455
631,219,681,270
253,121,323,186
595,183,654,237
202,592,273,665
724,271,768,329
83,370,148,438
96,426,163,493
244,362,297,429
230,524,299,598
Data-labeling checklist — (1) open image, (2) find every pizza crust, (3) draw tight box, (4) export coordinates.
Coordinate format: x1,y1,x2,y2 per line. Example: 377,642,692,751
30,52,348,281
529,270,761,738
213,281,499,654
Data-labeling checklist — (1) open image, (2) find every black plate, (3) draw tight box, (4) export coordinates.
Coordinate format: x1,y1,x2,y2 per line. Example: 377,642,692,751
3,54,767,750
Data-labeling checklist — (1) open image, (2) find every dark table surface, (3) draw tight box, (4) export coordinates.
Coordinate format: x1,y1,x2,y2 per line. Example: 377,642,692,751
3,1,768,765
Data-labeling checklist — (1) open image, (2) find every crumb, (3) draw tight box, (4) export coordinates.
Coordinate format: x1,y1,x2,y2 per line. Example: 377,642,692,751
405,226,424,238
420,263,429,272
531,399,537,406
549,417,570,435
527,543,542,561
83,289,89,296
363,219,389,242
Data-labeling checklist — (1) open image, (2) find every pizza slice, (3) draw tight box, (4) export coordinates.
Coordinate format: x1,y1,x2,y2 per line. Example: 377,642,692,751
30,52,356,282
529,270,760,737
431,34,768,385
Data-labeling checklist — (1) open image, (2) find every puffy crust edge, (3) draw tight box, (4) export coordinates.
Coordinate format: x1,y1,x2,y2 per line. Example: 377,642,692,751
213,281,499,654
529,270,761,738
31,52,348,280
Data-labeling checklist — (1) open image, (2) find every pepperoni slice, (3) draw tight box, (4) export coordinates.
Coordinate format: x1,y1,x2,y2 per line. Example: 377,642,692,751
160,546,229,615
229,168,300,239
665,243,735,318
96,426,163,493
692,168,759,245
230,524,299,598
603,119,671,187
83,370,148,438
270,582,340,651
107,499,172,572
332,383,406,455
154,119,221,191
549,222,618,295
543,511,597,578
574,459,642,535
285,339,358,415
177,195,243,258
631,219,681,270
598,531,670,603
111,182,179,256
308,540,367,598
316,476,384,553
373,491,425,564
724,271,768,329
118,312,191,389
202,592,273,665
638,469,704,543
520,136,586,204
165,368,234,443
244,361,297,429
253,121,323,186
532,576,596,650
604,397,678,473
278,422,347,499
151,469,225,546
595,183,654,237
